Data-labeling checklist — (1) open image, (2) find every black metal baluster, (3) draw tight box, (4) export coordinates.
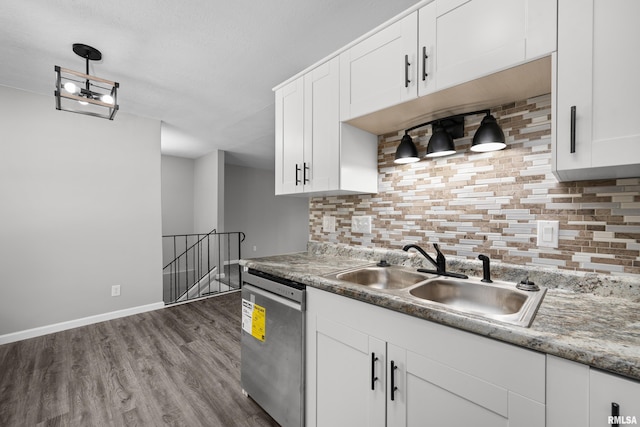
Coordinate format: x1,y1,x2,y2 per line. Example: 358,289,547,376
218,232,222,293
173,237,177,302
184,235,188,299
207,233,211,296
227,233,231,289
238,233,244,288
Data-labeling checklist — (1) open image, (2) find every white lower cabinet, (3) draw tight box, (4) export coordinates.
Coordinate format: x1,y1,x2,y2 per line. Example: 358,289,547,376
306,287,546,427
546,355,640,427
314,316,385,427
590,369,640,427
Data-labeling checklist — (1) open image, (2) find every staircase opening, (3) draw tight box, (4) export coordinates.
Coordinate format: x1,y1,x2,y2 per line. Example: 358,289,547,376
162,230,245,305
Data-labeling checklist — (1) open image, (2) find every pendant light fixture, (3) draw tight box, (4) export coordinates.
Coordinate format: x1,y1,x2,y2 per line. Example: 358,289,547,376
54,43,119,120
394,132,420,164
393,109,506,163
471,113,506,152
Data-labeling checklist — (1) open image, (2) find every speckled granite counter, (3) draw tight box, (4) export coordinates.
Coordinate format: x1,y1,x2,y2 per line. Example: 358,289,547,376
240,243,640,381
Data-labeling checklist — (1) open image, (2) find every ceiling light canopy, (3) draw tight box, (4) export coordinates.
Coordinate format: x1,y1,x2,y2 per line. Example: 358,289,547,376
54,43,119,120
394,110,506,163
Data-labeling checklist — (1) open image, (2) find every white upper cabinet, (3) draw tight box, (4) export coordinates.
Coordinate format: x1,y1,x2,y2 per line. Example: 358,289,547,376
554,0,640,181
275,77,304,195
302,58,341,194
340,12,418,121
340,0,556,121
420,0,556,95
275,57,378,196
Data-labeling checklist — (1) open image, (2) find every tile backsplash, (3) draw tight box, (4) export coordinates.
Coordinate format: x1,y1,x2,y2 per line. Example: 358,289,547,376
310,94,640,277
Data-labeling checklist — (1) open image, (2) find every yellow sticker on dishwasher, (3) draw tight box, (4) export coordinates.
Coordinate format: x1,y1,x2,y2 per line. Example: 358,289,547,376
241,299,266,342
251,304,266,342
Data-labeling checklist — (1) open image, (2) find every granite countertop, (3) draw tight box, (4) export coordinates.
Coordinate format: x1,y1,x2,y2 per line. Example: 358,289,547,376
240,243,640,381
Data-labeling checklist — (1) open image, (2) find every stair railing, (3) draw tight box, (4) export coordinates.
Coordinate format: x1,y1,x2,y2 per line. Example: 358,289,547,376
162,230,245,304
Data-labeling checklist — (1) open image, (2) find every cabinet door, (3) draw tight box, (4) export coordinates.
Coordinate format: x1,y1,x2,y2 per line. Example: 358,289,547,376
340,12,417,121
432,0,527,90
555,0,640,180
402,350,544,427
314,316,386,427
274,77,304,195
303,57,340,193
590,370,640,427
546,355,589,427
417,2,437,96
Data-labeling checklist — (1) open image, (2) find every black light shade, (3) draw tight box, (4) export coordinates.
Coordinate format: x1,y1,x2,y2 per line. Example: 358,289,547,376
394,133,420,164
471,114,506,152
425,125,456,158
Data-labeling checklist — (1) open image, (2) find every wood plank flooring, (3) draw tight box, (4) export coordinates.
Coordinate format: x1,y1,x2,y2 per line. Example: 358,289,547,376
0,291,280,426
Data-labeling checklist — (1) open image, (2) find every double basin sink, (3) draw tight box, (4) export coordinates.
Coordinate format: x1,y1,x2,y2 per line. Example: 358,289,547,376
325,265,547,327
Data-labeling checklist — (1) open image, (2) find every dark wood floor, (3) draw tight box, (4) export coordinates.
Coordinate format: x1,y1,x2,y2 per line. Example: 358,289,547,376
0,291,280,427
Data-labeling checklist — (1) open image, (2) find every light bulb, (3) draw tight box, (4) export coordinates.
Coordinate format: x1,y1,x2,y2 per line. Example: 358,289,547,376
101,94,114,105
63,82,79,95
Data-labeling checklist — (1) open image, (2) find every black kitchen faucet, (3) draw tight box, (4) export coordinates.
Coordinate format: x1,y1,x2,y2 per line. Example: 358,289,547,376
403,243,468,279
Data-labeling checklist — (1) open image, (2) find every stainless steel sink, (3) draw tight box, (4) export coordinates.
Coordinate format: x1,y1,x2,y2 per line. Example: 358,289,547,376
332,265,432,290
409,279,527,315
409,277,546,327
325,265,546,327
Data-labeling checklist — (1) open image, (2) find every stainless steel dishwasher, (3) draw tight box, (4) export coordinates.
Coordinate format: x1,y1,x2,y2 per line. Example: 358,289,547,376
241,268,305,427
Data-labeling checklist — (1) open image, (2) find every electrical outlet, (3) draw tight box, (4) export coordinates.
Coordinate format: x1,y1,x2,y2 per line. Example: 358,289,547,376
253,245,257,252
537,220,559,248
323,215,336,233
111,285,121,297
352,216,372,234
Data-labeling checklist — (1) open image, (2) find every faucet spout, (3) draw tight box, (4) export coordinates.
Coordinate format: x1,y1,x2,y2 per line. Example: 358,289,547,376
403,243,468,279
402,244,439,270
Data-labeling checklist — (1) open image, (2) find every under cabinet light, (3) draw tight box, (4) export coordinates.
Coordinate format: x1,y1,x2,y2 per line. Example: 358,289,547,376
393,109,506,162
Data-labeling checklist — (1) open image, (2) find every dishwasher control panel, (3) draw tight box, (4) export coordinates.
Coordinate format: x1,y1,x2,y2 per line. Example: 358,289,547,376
244,269,305,304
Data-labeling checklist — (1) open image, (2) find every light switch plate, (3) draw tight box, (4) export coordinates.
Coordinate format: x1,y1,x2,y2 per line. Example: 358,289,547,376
352,216,372,234
537,220,559,248
322,215,336,233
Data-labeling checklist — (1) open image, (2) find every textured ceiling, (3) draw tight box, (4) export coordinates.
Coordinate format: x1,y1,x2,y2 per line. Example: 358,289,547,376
0,0,420,169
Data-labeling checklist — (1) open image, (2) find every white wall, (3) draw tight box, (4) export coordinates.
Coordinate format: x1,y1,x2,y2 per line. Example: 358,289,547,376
194,150,225,233
161,155,195,236
0,85,163,336
225,164,309,258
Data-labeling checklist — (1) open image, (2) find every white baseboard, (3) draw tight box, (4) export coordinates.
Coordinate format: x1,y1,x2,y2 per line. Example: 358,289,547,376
0,301,165,345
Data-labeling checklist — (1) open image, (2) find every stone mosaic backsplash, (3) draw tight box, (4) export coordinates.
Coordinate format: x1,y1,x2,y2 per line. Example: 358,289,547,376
310,94,640,277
